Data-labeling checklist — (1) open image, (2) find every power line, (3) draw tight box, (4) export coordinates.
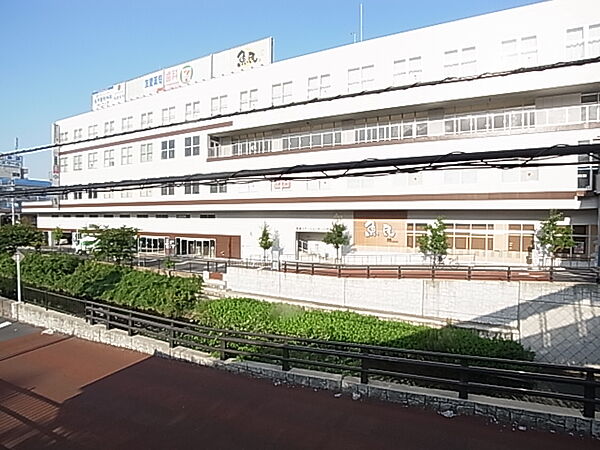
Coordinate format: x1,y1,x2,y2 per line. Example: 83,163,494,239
4,142,599,199
2,56,599,159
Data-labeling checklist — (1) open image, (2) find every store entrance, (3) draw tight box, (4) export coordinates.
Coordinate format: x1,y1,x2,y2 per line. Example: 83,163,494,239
175,238,216,258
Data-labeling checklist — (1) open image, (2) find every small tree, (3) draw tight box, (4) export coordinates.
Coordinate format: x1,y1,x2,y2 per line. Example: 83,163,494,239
91,226,138,264
52,227,64,246
323,220,350,262
0,224,44,255
538,210,576,266
417,217,449,266
258,223,274,260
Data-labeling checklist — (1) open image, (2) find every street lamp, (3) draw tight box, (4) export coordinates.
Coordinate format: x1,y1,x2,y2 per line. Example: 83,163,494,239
12,249,23,303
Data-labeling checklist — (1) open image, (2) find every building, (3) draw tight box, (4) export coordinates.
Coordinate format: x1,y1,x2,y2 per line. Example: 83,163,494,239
25,0,600,265
0,155,50,225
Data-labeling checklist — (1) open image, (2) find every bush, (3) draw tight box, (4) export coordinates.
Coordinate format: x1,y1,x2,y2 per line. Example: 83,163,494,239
21,252,82,292
193,297,534,361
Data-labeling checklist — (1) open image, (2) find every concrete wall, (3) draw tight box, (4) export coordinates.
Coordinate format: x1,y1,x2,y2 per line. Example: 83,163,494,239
224,267,600,365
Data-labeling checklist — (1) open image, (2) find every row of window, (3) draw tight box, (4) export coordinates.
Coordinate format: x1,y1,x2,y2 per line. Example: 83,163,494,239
57,25,600,145
49,213,216,219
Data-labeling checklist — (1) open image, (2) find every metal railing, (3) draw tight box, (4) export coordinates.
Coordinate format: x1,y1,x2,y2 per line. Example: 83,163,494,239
280,261,600,282
6,283,599,419
209,103,600,159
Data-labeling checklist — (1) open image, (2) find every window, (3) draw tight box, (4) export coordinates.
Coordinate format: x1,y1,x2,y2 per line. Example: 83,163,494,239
566,27,585,60
88,124,98,138
104,149,115,167
508,224,535,252
155,214,169,219
136,214,149,218
176,214,191,219
121,116,133,131
58,131,68,143
185,101,201,120
307,74,331,99
73,155,83,171
393,57,422,85
347,65,374,93
184,182,201,194
140,188,153,197
140,143,153,162
184,136,200,156
200,213,216,219
161,139,175,159
59,157,68,173
103,192,113,199
88,152,98,169
272,81,292,106
589,23,600,58
161,184,175,196
121,146,134,165
104,120,115,135
73,128,83,140
240,89,258,111
120,191,132,198
87,190,97,199
73,191,83,200
209,182,227,193
210,95,228,115
161,106,176,125
59,193,68,200
406,223,494,251
141,112,153,128
502,36,537,69
444,47,476,77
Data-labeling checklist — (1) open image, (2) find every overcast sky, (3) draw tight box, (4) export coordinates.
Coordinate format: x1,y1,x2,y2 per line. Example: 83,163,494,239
0,0,543,179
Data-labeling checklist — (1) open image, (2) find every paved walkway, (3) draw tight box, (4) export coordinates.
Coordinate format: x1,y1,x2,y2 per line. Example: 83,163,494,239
0,329,597,449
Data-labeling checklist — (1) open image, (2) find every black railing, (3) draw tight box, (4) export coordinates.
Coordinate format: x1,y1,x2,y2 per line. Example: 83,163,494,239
8,284,599,418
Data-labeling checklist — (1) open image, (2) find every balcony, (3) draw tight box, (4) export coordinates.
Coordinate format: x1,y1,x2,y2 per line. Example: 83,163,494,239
208,103,600,159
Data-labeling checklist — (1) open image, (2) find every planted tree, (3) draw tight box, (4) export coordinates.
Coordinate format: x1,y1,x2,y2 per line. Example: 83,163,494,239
323,220,350,262
258,223,274,260
91,226,138,264
52,227,64,246
0,223,44,254
538,210,576,266
417,217,449,266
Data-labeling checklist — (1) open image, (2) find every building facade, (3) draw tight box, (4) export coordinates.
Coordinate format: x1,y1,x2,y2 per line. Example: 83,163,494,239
26,0,600,265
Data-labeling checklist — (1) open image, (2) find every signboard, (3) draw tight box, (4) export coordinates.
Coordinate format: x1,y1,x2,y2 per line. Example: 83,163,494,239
92,82,126,110
91,38,273,108
212,37,273,77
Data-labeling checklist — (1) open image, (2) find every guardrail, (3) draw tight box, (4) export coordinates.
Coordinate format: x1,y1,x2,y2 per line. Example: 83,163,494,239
6,283,598,418
280,261,600,282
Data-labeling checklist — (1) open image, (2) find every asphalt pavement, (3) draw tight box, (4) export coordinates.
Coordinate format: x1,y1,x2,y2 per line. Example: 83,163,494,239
0,317,38,343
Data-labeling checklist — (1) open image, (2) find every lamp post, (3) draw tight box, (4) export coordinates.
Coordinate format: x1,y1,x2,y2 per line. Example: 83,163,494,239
12,250,23,303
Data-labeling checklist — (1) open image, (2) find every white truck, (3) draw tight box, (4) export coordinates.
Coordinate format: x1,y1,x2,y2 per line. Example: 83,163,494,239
73,231,99,254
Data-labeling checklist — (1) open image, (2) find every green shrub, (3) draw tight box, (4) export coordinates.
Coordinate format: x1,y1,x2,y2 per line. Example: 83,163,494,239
21,252,82,292
64,261,126,299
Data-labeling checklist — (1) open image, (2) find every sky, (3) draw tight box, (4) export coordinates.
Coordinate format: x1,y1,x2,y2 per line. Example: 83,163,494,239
0,0,544,179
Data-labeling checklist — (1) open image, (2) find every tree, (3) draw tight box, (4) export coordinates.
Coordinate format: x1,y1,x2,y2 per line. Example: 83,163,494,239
417,217,449,266
0,224,44,255
52,227,64,246
258,223,274,260
323,220,350,262
538,210,576,265
89,226,138,264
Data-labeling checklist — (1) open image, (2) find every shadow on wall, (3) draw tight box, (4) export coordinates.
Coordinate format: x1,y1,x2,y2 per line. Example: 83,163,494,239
467,283,600,365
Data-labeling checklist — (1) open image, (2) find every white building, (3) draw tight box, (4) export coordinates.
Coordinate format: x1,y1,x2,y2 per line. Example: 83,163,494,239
26,0,600,265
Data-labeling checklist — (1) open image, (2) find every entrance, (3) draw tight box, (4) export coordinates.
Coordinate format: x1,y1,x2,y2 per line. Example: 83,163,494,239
175,238,216,258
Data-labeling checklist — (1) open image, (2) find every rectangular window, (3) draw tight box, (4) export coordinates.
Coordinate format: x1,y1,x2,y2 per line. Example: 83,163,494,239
140,188,153,197
184,182,201,194
185,101,201,120
308,74,331,99
87,152,98,169
161,184,175,196
59,157,68,173
121,146,133,165
104,120,115,135
161,106,176,125
272,82,292,105
140,143,153,162
121,116,133,131
58,131,68,143
520,36,538,66
184,136,200,156
73,191,83,200
210,181,227,193
73,128,83,140
443,50,459,77
393,57,422,85
347,65,374,92
161,139,175,159
87,190,98,199
73,155,82,171
88,124,98,138
210,95,228,115
104,149,115,167
461,47,476,74
141,112,153,128
589,23,600,58
566,27,585,60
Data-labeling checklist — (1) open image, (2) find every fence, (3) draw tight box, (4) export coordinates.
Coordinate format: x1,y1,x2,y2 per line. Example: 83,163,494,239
3,281,598,418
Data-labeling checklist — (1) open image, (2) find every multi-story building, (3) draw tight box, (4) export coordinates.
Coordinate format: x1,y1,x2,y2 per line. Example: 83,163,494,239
26,0,600,265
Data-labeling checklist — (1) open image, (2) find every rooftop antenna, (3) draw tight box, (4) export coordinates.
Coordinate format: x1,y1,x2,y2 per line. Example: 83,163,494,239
359,3,363,42
14,137,18,150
